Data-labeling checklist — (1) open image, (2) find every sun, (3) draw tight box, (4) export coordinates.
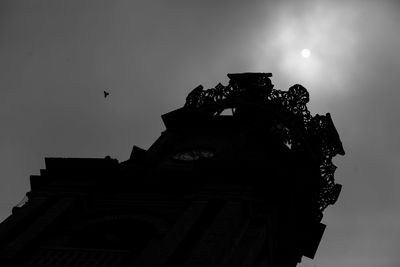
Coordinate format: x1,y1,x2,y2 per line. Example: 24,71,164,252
301,48,311,58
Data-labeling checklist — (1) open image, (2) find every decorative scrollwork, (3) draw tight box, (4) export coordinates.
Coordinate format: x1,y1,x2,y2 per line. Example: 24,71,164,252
184,73,345,217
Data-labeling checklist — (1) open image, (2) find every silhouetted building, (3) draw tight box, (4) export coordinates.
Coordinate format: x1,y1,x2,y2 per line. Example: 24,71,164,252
0,73,344,266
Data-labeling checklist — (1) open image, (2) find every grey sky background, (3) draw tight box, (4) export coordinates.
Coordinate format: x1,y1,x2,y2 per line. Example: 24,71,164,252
1,0,399,266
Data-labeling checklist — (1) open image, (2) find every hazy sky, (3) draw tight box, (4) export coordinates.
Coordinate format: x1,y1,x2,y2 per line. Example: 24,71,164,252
1,1,399,266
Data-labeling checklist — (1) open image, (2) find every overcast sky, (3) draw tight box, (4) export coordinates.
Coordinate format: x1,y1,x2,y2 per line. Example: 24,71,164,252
1,1,399,266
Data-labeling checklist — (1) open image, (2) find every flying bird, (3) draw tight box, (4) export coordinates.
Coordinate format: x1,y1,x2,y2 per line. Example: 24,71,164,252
104,90,110,98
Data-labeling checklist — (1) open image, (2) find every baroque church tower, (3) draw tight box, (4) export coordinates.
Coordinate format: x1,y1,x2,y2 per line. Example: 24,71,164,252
0,73,344,267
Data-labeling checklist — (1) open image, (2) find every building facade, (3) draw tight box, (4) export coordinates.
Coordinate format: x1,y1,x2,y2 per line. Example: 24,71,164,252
0,73,344,266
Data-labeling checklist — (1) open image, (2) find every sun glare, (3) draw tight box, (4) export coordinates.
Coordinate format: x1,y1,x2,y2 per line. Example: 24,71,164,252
301,48,311,58
255,1,358,93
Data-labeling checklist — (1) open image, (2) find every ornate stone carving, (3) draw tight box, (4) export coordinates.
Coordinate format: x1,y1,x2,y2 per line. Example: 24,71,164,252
184,73,344,217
